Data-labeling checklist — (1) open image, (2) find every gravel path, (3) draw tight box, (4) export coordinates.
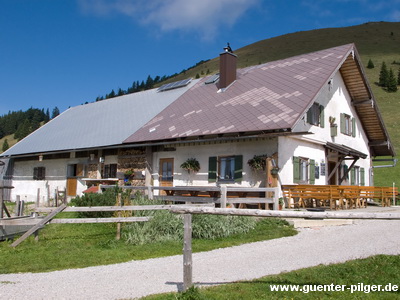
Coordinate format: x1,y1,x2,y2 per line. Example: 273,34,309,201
1,207,400,300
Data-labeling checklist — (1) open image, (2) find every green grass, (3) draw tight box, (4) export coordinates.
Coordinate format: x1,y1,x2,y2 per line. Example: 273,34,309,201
144,255,400,300
0,215,296,274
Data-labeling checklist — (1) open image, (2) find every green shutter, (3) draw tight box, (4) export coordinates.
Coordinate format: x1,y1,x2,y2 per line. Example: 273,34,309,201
340,113,345,134
306,107,313,124
352,117,356,137
350,168,355,185
234,155,243,183
360,168,365,186
293,156,300,183
343,164,349,180
208,157,217,182
309,159,315,184
319,105,325,128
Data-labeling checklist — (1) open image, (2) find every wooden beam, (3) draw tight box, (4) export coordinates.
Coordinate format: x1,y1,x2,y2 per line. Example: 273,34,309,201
170,206,400,220
11,204,67,248
183,214,193,291
49,216,151,224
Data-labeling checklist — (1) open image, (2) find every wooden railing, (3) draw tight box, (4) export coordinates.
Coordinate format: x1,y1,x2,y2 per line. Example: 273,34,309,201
282,185,398,210
100,185,279,210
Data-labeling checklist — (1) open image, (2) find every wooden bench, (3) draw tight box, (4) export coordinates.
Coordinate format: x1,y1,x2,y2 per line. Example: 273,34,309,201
283,185,397,210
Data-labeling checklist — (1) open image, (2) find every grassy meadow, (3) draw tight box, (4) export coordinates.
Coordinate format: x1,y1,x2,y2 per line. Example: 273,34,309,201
0,212,296,274
144,255,400,300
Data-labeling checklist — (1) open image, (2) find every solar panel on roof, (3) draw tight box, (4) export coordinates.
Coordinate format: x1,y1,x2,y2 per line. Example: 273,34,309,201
205,73,220,84
158,78,192,92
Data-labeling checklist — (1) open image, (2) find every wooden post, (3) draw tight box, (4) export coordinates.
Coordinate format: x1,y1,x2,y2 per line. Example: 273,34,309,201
183,213,193,291
15,195,20,216
20,200,25,217
0,187,4,219
11,204,67,247
36,188,40,208
116,193,122,240
220,185,227,208
147,186,153,200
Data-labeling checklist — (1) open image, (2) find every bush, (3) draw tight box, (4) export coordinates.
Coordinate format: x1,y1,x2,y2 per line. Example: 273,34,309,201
70,186,131,218
123,195,257,245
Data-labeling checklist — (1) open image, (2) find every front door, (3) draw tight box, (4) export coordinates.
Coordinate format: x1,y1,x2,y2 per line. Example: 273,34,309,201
328,161,337,185
159,158,174,187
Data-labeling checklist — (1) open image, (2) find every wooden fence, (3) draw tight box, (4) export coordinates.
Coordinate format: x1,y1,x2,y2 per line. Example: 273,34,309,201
100,185,279,210
170,206,400,291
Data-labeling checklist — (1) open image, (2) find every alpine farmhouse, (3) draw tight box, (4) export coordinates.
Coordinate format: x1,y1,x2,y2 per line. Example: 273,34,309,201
0,44,395,205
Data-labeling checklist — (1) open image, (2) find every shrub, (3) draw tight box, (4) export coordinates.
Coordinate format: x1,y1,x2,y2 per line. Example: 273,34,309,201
123,195,257,245
70,186,131,218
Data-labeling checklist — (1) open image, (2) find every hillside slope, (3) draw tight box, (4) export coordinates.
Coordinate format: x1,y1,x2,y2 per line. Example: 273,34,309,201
171,22,400,152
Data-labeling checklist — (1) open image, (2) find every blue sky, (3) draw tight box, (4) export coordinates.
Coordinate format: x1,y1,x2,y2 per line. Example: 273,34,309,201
1,0,399,116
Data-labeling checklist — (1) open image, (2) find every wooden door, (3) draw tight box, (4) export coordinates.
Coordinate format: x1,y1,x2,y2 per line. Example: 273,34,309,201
328,161,337,185
159,158,174,187
67,178,77,196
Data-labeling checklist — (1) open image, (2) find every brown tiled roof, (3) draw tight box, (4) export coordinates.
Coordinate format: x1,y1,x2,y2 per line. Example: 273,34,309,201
123,44,353,143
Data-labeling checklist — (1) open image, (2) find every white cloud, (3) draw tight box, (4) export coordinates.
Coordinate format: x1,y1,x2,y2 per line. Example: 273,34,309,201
77,0,259,39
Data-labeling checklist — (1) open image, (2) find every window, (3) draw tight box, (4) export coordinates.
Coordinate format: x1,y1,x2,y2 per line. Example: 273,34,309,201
293,157,315,184
67,164,86,178
102,164,117,178
33,167,45,180
350,166,365,186
208,155,242,183
340,113,356,137
307,103,325,127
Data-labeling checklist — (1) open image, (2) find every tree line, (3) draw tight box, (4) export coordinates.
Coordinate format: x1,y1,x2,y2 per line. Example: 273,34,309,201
94,59,210,102
1,107,60,151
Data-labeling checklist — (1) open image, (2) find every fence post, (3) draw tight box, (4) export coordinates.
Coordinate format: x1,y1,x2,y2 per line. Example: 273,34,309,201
273,187,279,210
220,185,227,208
183,213,193,291
147,186,153,200
36,188,40,208
15,195,21,216
116,193,122,240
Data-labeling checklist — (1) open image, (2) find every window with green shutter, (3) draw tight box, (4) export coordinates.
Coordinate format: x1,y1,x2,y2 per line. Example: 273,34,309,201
234,155,243,183
306,102,324,128
208,157,217,182
208,155,243,183
360,168,365,186
340,113,356,137
309,159,316,184
293,156,300,183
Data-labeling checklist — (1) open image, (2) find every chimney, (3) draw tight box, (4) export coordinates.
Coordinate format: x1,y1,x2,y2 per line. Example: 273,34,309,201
218,49,237,90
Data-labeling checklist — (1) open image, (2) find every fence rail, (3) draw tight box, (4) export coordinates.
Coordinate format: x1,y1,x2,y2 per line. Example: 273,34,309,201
100,185,279,210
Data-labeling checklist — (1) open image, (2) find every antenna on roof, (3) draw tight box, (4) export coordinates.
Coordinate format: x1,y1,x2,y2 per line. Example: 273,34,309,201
224,42,233,53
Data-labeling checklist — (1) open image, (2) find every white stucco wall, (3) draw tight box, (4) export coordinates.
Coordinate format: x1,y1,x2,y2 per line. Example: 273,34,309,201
152,137,278,188
10,156,98,204
285,71,372,185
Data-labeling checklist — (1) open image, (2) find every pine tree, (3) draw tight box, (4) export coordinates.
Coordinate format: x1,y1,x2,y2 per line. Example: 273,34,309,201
51,107,60,119
2,139,9,152
387,68,398,92
379,62,389,87
398,67,400,85
45,108,50,122
367,59,374,69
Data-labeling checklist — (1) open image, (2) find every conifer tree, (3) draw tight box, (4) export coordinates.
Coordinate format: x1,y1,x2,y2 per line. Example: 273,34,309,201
52,107,60,119
398,67,400,85
379,62,389,87
367,59,374,69
387,68,398,92
2,139,9,152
